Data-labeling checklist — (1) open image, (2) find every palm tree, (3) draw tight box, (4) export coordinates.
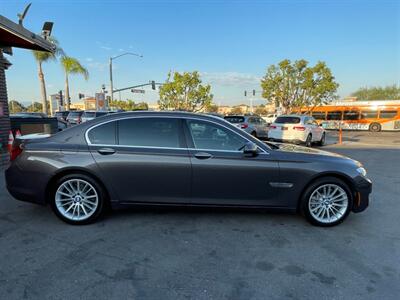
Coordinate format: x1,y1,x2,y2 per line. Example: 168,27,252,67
60,56,89,110
32,37,63,115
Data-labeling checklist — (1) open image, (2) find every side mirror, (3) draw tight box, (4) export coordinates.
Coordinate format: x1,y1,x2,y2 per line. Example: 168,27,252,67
243,142,258,157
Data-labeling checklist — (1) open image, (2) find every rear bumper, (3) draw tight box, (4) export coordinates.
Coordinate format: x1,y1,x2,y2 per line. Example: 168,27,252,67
268,138,304,145
5,163,47,205
352,176,372,213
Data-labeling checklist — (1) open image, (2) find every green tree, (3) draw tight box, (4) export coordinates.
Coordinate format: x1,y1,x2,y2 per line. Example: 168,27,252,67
60,56,89,111
254,104,268,115
230,106,243,115
32,37,63,115
8,100,26,114
261,59,339,113
158,71,213,112
205,103,219,113
109,99,148,111
351,85,400,100
26,102,44,112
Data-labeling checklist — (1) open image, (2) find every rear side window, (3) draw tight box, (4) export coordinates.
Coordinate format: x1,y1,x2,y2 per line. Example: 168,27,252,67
118,118,181,148
69,112,82,117
275,116,300,124
88,121,116,145
379,110,397,119
327,111,342,120
224,116,245,123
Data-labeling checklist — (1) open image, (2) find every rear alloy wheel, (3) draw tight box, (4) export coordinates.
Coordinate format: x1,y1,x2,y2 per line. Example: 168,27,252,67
305,134,312,147
317,133,326,146
369,123,381,132
51,174,106,225
301,177,352,226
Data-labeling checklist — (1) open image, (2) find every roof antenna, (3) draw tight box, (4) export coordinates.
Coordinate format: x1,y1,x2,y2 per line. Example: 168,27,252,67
18,3,32,26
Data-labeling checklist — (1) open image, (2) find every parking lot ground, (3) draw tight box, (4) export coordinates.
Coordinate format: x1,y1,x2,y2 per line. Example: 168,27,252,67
0,135,399,299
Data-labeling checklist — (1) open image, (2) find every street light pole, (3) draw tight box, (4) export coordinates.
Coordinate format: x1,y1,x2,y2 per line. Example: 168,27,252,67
109,52,142,102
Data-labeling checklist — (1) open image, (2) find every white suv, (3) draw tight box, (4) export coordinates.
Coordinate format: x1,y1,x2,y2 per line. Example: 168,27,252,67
268,115,326,147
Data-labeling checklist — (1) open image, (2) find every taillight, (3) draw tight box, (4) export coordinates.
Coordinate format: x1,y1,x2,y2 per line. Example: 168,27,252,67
269,125,277,129
241,123,248,129
77,117,81,124
10,143,23,161
293,126,306,131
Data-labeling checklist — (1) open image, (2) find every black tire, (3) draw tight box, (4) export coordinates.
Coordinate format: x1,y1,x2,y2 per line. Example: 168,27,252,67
316,133,326,146
50,173,107,225
305,134,312,147
300,177,353,227
369,123,381,132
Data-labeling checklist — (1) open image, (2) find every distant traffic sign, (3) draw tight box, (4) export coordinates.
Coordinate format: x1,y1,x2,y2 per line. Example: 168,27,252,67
131,89,145,94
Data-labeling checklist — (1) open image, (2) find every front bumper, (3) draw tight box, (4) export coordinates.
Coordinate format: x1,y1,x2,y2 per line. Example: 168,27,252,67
352,175,372,213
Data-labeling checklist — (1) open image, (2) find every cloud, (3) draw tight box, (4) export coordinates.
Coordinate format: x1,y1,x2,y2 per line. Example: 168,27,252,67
100,45,112,51
87,61,108,71
118,48,125,52
200,72,261,86
86,57,93,62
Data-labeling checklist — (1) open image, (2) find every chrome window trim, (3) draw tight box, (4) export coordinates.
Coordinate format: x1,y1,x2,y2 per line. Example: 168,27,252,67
85,115,268,154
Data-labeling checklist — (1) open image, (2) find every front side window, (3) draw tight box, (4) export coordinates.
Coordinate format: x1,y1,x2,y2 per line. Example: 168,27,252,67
118,117,181,148
187,120,247,151
88,121,116,145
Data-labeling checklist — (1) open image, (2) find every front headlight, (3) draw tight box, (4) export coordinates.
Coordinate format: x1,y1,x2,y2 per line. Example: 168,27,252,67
356,167,367,177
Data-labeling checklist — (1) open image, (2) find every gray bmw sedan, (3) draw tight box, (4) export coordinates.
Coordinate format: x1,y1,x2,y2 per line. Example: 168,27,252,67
5,111,372,226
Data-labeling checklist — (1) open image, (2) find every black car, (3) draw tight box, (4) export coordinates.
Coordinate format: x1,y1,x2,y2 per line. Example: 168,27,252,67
5,111,372,226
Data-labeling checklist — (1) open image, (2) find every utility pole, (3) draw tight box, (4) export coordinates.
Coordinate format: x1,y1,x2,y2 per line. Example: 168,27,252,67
109,57,113,102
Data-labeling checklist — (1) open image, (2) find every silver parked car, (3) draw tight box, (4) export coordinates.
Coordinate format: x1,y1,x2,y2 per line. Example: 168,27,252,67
81,111,109,123
224,115,269,139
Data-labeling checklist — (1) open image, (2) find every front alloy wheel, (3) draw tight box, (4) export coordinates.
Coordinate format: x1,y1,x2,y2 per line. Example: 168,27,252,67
302,177,352,226
51,174,106,224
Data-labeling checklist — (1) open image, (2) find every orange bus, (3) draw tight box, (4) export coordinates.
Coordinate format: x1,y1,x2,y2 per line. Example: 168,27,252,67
299,100,400,132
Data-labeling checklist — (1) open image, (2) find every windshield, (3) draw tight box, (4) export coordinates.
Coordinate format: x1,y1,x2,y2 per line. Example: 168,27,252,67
275,116,301,124
224,116,245,123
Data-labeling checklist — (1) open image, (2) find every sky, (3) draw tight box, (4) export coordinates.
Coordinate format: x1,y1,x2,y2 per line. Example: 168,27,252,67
1,0,399,106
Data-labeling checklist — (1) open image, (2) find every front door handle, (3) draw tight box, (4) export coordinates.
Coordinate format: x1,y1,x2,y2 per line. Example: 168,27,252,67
97,148,116,155
194,152,212,159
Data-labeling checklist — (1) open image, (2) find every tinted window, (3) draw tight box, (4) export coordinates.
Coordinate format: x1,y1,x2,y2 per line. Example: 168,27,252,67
224,116,245,123
275,116,301,124
118,118,181,148
327,111,342,120
380,110,397,119
187,120,247,151
311,111,326,120
360,110,378,119
88,121,116,145
343,110,359,120
96,112,108,117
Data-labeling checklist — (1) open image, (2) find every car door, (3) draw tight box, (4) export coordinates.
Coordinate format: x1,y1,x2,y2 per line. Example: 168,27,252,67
256,117,268,137
306,117,322,141
184,118,285,207
87,117,191,203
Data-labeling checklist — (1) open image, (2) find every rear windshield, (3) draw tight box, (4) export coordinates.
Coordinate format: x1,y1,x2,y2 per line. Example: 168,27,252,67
274,116,301,124
224,116,245,123
83,112,96,118
68,112,83,117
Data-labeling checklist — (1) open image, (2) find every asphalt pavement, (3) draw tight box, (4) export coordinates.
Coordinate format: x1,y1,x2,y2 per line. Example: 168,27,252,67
0,134,399,299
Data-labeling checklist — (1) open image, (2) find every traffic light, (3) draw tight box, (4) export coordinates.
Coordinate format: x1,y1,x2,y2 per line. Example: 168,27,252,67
78,93,85,99
244,91,247,97
151,80,156,90
59,90,63,106
253,89,256,96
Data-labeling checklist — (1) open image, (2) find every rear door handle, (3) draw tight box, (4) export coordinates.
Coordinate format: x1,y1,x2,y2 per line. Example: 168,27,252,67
194,152,212,159
97,148,116,155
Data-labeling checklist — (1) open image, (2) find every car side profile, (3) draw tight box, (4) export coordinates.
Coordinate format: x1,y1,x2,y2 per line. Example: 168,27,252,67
224,115,269,139
5,111,371,226
268,115,326,147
